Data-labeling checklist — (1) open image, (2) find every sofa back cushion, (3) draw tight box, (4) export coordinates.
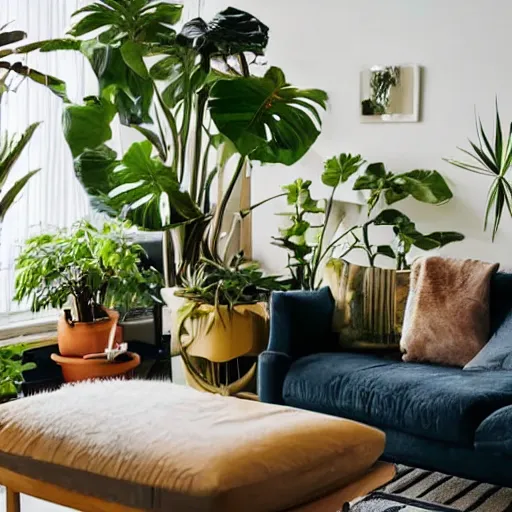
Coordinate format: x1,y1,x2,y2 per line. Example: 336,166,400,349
464,271,512,371
490,271,512,337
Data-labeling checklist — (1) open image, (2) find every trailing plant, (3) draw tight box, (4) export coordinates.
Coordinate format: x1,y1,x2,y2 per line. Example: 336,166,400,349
14,220,162,323
26,2,328,287
445,102,512,241
175,255,285,309
274,154,464,287
0,344,35,399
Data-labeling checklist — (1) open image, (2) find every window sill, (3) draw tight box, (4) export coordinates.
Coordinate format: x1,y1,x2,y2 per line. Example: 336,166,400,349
0,316,58,346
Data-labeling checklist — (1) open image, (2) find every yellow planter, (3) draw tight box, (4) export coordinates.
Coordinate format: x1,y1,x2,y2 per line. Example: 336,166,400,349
176,302,269,395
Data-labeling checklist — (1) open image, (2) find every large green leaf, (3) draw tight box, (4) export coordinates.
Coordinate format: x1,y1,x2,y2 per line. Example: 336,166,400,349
63,97,116,158
178,7,269,56
353,162,387,190
322,153,365,188
209,67,328,165
412,231,465,251
75,141,202,230
120,40,148,78
393,170,453,204
81,41,153,124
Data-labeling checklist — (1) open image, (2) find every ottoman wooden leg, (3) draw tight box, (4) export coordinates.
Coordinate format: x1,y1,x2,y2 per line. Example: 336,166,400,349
6,488,20,512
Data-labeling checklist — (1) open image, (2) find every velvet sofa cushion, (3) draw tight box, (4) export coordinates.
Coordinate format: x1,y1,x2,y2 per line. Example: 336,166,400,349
489,271,512,337
475,404,512,457
283,353,512,446
464,308,512,370
464,271,512,370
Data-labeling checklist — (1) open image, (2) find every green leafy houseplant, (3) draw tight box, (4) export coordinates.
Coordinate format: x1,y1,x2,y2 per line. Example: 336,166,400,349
274,155,464,288
26,2,328,289
445,102,512,240
176,255,285,309
14,220,162,322
0,344,35,400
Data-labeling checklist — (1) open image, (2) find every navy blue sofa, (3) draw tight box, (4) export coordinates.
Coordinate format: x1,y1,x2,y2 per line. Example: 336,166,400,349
258,273,512,487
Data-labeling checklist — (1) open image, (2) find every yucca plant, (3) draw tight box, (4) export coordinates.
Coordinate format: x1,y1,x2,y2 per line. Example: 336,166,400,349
0,123,41,228
445,102,512,241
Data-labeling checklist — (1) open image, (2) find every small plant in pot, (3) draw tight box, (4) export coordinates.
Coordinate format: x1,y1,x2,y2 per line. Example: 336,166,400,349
14,220,162,362
174,255,285,395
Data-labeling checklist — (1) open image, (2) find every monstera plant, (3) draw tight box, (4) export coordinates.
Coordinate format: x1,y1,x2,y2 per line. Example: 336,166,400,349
26,2,328,288
26,2,327,395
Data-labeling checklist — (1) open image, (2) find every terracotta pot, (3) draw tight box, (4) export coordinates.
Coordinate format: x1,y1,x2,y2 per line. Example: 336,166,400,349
57,309,120,357
51,352,140,383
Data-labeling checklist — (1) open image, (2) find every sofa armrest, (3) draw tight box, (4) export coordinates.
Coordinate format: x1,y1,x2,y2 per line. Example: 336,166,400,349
258,287,335,404
257,350,292,405
267,287,335,359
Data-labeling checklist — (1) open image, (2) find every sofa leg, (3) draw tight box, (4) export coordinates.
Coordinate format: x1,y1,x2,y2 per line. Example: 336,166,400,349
6,488,20,512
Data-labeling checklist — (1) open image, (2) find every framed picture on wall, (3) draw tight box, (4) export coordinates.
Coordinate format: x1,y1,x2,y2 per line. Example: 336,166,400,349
360,64,421,123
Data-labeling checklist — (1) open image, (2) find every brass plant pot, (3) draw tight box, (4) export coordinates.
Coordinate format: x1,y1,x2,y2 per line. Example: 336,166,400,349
176,302,269,395
324,259,410,348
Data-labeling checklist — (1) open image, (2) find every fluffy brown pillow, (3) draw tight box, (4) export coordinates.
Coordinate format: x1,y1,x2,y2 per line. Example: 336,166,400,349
400,256,499,367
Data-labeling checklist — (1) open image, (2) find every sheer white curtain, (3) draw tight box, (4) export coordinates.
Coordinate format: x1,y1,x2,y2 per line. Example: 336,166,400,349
0,1,201,320
0,0,92,317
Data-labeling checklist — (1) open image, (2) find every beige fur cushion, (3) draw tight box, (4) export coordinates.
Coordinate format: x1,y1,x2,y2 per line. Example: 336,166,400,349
400,256,499,367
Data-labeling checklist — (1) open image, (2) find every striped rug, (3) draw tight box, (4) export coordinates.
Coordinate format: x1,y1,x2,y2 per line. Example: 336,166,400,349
378,466,512,511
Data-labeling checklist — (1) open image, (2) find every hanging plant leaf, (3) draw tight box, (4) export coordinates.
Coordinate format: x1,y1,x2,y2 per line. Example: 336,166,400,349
322,153,365,188
209,66,327,165
178,7,269,57
0,31,27,48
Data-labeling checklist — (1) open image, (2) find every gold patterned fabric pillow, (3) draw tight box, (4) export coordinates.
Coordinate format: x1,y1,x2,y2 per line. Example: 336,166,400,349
324,259,410,348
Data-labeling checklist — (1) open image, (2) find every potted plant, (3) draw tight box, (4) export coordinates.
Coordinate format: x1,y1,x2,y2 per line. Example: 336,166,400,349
0,344,35,403
274,154,464,347
174,256,285,394
24,1,327,287
13,220,162,378
21,2,327,389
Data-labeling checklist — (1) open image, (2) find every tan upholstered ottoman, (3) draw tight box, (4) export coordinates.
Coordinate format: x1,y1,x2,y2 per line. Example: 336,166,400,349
0,380,394,512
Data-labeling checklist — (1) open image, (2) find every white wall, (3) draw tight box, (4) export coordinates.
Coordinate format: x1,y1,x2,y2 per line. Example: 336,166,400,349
201,0,512,274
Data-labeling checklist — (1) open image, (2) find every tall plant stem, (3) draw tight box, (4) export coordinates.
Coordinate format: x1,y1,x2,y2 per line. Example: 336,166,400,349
190,89,208,202
310,187,336,288
362,223,376,266
198,138,213,209
211,154,246,258
154,84,180,173
179,93,192,183
162,229,176,288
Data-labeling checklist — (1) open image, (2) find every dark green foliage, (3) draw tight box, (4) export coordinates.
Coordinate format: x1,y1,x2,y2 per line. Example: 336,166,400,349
0,344,35,399
445,101,512,241
14,221,162,323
